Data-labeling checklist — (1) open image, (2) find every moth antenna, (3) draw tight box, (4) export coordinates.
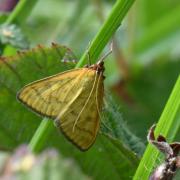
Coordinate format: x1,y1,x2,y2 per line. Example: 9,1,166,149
98,43,113,63
72,71,98,132
85,42,92,66
87,51,91,66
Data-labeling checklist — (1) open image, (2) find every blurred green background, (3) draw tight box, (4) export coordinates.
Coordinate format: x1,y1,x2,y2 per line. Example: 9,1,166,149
0,0,180,179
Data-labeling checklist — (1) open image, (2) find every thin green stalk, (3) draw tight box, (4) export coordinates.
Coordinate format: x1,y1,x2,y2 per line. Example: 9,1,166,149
133,75,180,179
28,0,136,152
5,0,38,24
3,0,38,55
28,118,54,152
76,0,135,67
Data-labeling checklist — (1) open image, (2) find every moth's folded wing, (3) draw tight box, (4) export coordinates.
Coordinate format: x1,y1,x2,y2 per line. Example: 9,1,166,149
58,72,104,150
17,69,84,119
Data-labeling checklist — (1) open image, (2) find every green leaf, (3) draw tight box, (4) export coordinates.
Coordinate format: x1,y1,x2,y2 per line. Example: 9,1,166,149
102,95,145,157
0,44,139,179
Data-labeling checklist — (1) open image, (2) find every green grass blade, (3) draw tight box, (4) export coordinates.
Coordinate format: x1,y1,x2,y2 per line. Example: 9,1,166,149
76,0,135,67
5,0,38,24
28,118,54,152
133,74,180,180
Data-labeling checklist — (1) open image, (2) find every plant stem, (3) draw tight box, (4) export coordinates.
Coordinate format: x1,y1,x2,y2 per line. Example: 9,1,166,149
133,75,180,179
3,0,38,55
29,0,136,152
5,0,38,24
76,0,135,68
28,118,54,152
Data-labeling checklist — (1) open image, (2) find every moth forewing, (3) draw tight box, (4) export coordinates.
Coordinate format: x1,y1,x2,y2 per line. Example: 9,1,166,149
17,59,105,150
55,68,104,150
17,69,84,118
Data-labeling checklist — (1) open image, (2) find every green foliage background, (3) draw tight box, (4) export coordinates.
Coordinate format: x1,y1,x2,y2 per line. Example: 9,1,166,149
0,0,179,179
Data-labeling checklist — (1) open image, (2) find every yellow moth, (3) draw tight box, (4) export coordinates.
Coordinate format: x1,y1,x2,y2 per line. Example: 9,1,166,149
17,51,111,151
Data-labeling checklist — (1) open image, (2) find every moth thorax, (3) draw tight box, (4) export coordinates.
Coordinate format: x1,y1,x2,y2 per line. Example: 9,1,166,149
90,61,105,74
